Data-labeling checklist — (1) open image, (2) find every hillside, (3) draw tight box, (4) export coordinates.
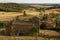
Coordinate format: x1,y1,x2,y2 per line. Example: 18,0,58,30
0,3,60,12
30,4,53,8
0,3,33,12
40,4,60,7
30,4,60,10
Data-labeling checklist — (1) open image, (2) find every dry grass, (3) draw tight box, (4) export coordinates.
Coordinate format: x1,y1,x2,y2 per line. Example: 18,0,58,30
0,9,59,21
39,30,60,37
0,11,39,21
0,36,59,40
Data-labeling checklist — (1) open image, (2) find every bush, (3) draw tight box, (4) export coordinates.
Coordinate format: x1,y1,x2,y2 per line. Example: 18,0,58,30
40,23,47,29
45,27,60,31
30,27,38,34
0,22,6,28
42,14,48,20
56,21,60,27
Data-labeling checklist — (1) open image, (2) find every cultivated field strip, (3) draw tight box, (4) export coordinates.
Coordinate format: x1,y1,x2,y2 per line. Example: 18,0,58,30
0,36,60,40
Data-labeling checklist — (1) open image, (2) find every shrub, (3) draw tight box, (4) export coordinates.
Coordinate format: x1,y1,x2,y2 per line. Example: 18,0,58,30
56,20,60,27
46,27,60,31
30,27,38,34
0,22,6,28
42,14,48,20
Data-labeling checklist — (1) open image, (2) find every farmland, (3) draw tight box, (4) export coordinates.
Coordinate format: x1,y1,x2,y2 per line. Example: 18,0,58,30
0,3,60,40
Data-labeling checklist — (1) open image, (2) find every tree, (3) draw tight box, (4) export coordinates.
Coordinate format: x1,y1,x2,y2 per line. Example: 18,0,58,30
32,16,39,25
23,11,27,16
31,16,39,40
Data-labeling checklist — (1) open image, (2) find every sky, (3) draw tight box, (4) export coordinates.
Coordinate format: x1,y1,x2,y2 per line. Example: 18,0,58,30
0,0,60,4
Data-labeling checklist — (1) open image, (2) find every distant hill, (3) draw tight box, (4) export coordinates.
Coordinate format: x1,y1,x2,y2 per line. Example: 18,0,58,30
40,4,60,10
40,4,60,7
30,4,60,9
30,4,53,8
0,3,60,12
0,3,33,12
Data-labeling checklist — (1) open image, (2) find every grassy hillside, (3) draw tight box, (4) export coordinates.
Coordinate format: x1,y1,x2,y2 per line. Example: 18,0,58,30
0,3,60,12
0,3,32,12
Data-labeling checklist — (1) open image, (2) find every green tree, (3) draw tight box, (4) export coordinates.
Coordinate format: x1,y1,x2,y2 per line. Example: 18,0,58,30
31,27,38,34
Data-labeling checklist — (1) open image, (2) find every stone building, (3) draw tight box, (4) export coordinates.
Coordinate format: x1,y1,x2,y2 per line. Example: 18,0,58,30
5,16,39,36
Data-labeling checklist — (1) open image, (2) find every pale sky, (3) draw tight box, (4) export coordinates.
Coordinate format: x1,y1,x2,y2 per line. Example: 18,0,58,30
0,0,60,4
